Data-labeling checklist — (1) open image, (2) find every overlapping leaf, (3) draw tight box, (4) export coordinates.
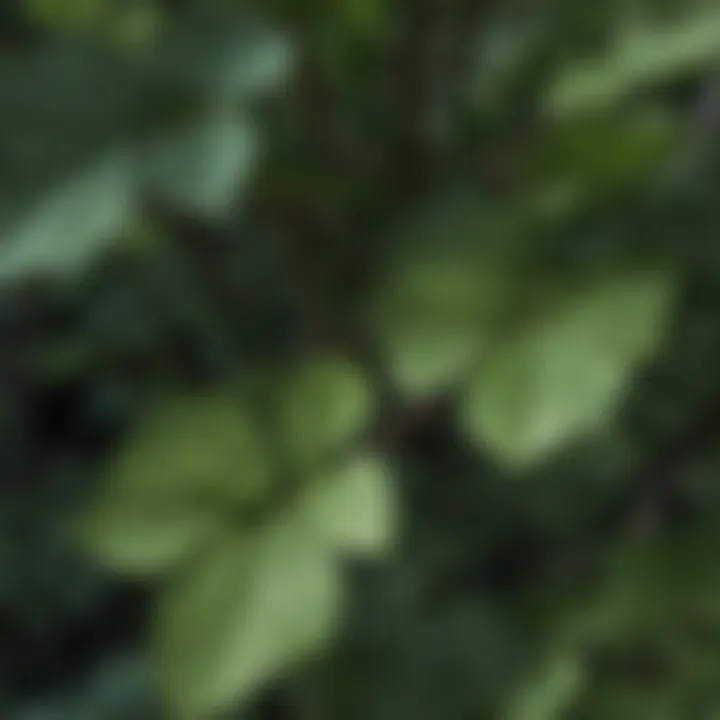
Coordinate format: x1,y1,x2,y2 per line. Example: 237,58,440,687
375,253,513,397
299,453,396,558
460,271,675,468
0,10,290,280
77,391,272,576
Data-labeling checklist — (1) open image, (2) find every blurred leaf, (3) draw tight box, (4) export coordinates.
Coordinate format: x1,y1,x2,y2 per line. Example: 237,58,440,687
144,10,294,103
278,358,374,471
75,496,225,578
77,390,271,575
506,651,586,720
155,523,341,717
532,109,678,192
299,453,397,558
461,270,675,467
375,250,513,397
106,391,271,503
139,107,259,218
26,0,107,32
546,9,720,117
0,154,135,281
0,47,139,280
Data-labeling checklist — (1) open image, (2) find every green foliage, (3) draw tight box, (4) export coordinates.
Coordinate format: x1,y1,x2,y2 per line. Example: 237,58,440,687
0,5,290,280
75,390,272,576
460,270,675,467
5,0,720,718
154,525,341,717
302,453,396,557
506,650,586,720
137,108,259,218
546,6,720,117
277,357,374,471
78,359,392,714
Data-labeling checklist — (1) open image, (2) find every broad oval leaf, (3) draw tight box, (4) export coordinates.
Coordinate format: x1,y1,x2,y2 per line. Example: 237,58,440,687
461,271,675,468
103,391,271,504
279,358,374,471
155,525,342,717
299,453,397,558
77,390,271,576
375,255,511,396
138,107,259,218
75,497,225,578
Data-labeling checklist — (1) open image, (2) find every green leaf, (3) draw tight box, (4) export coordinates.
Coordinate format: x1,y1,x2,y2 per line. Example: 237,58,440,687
0,154,135,281
75,497,225,578
376,255,512,396
506,651,586,720
78,391,271,575
531,109,677,192
144,11,293,103
0,47,140,279
279,358,374,471
546,9,720,117
111,392,270,503
461,271,675,468
155,524,342,717
139,107,259,217
299,453,397,558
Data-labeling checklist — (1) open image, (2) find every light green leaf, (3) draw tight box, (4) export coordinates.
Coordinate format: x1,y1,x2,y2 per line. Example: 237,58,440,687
461,271,674,467
546,9,720,117
110,392,270,503
0,154,135,281
75,497,224,578
376,256,511,396
155,524,341,717
279,358,374,470
300,453,397,557
78,391,271,575
139,107,259,217
506,651,586,720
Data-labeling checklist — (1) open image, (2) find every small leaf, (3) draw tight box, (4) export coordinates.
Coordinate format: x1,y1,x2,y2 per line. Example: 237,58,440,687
506,651,586,720
75,497,224,578
155,525,341,717
376,255,511,396
545,9,720,117
115,392,270,503
279,358,373,471
461,271,675,467
78,391,271,575
139,107,259,217
300,453,397,557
